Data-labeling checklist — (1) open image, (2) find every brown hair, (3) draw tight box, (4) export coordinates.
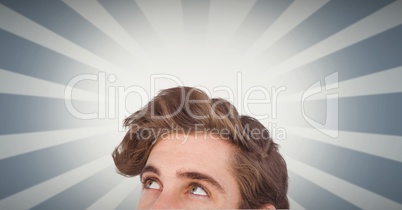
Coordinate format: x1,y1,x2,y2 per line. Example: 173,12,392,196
112,86,289,209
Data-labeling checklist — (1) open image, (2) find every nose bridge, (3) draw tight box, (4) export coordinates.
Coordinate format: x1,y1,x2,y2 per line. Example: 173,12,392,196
150,190,180,209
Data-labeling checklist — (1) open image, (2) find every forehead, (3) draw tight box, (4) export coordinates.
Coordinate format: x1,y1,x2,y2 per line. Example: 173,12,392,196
146,132,236,175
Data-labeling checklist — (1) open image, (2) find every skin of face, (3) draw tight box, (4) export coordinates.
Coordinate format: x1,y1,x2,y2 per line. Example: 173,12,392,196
137,132,241,209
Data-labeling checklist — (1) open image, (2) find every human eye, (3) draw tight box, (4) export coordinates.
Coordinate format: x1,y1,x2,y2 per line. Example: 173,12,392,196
142,178,161,190
188,183,209,197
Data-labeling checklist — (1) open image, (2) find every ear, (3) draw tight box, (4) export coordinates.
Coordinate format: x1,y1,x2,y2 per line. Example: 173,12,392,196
260,204,276,210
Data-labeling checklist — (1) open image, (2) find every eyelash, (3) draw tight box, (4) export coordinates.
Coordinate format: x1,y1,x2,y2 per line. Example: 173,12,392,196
141,176,210,197
187,182,210,197
141,176,161,190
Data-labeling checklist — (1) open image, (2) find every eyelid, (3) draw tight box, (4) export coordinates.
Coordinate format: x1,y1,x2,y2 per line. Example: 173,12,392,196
140,171,158,184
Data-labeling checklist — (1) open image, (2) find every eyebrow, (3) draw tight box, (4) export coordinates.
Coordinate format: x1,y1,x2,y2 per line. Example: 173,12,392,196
141,165,226,193
177,171,226,193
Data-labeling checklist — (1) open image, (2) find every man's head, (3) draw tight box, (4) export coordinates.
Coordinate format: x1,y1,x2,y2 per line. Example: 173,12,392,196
113,86,289,209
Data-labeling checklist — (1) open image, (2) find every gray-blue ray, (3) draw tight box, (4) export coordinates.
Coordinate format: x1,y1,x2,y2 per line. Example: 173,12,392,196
98,0,163,52
338,93,402,136
0,29,99,88
182,0,210,45
0,0,137,70
0,133,114,200
228,0,293,51
288,171,360,210
276,24,402,92
0,94,107,135
301,93,402,136
285,134,402,204
257,0,395,67
116,186,139,210
31,166,124,210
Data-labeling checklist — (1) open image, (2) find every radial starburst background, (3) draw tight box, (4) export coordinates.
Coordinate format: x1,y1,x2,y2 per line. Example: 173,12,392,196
1,0,401,209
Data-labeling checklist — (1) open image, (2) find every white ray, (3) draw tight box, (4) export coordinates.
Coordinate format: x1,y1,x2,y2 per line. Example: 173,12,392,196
338,66,402,98
0,68,98,101
0,126,117,160
207,0,256,50
135,0,185,51
288,196,306,210
280,66,402,103
243,0,329,60
62,0,147,60
0,156,112,210
270,0,402,76
87,178,140,210
285,126,402,162
286,156,402,210
0,4,135,82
